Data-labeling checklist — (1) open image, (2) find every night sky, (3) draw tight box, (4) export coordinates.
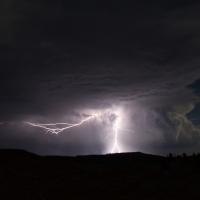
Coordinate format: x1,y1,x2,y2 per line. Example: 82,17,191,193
1,0,200,156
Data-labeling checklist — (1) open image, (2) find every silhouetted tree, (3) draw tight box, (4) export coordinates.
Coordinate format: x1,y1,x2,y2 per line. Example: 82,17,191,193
193,153,196,157
197,153,200,163
168,153,173,161
183,153,187,159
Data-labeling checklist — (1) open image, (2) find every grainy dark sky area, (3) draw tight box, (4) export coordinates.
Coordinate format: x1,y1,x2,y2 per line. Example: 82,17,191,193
0,0,200,156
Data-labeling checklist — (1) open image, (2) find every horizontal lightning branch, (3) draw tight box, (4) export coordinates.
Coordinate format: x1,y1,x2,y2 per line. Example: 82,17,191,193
23,115,95,134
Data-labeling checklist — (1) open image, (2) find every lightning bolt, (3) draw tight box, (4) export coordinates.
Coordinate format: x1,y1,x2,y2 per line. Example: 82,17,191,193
111,119,121,153
23,115,95,134
105,118,134,153
1,113,135,154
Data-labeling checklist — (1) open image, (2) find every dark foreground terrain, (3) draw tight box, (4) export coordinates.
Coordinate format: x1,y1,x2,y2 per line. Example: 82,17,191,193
0,149,200,199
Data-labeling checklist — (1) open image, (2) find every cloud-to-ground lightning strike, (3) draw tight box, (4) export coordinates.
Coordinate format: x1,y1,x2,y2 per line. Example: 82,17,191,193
105,118,134,153
111,119,121,153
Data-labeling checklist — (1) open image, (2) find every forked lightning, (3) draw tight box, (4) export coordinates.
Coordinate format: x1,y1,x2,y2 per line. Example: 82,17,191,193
1,114,134,154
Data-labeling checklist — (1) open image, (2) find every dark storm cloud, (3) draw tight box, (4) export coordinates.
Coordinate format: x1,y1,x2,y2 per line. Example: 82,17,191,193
1,0,200,155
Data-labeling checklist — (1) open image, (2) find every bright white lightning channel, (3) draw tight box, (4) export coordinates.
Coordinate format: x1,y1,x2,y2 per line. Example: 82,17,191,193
105,118,134,153
111,119,121,153
23,115,95,134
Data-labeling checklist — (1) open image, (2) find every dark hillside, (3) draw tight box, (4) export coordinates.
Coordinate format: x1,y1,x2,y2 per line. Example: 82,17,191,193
0,149,200,199
0,149,38,158
45,151,168,165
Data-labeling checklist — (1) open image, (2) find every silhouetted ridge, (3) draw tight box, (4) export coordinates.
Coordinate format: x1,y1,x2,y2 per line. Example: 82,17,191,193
44,152,168,168
75,152,167,166
0,149,38,158
0,149,171,169
0,149,165,162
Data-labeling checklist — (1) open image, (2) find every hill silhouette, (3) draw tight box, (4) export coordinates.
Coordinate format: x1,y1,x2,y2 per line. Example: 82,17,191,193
0,149,38,158
0,149,200,199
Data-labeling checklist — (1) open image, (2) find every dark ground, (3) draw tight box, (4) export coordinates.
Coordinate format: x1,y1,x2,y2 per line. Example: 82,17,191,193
0,149,200,199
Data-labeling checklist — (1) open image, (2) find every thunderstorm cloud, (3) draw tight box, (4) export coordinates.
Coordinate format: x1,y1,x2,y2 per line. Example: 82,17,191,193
0,0,200,155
